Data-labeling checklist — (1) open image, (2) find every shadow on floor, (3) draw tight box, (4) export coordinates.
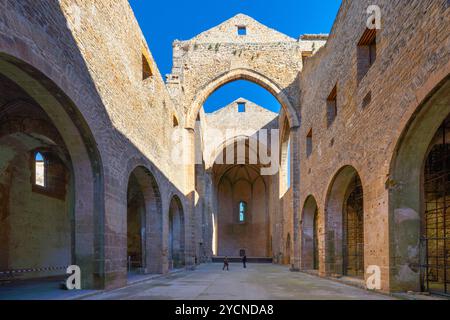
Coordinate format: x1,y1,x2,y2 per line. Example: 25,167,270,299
0,276,97,300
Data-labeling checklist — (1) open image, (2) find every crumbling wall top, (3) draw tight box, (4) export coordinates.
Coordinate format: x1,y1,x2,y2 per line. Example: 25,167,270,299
186,14,297,44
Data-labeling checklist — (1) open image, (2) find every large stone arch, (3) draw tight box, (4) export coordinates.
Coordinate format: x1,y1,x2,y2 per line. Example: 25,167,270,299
301,195,320,270
0,100,75,284
212,137,271,258
324,165,365,278
186,68,299,129
388,76,450,292
124,162,164,277
0,52,104,289
168,195,185,269
208,135,271,171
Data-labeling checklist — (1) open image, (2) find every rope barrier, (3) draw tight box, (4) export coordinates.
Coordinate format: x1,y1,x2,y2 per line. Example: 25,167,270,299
0,266,69,275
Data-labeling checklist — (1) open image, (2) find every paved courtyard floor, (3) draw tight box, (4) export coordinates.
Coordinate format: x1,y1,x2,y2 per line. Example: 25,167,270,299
85,263,395,300
0,276,97,300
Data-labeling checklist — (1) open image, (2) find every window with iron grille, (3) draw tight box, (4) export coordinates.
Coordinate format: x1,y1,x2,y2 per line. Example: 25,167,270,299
343,175,364,278
422,116,450,295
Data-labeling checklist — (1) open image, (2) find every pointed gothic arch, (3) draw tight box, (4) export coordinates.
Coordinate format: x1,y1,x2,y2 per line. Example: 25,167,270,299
186,68,299,129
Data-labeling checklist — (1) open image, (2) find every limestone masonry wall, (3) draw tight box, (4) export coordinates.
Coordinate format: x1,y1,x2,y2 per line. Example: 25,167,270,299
298,0,450,291
0,0,187,289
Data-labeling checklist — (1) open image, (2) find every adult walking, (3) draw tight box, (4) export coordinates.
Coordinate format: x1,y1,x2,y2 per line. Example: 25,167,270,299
242,255,247,269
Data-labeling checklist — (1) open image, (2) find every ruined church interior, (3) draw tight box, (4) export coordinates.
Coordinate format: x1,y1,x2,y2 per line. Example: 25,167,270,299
0,0,449,302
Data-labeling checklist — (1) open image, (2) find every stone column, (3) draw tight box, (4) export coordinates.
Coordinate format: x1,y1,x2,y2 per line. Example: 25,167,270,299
290,126,301,271
271,173,282,264
203,169,214,261
194,169,204,263
184,128,197,268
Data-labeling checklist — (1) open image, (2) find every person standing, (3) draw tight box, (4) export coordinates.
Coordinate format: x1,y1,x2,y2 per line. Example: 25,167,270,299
223,256,229,271
242,255,247,269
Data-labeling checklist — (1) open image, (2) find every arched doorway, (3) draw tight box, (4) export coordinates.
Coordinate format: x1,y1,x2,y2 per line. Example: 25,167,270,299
285,233,292,266
127,171,146,274
343,175,364,278
422,114,449,295
168,196,185,269
389,78,449,293
125,166,163,277
301,196,319,271
325,166,365,278
0,53,103,288
313,210,319,270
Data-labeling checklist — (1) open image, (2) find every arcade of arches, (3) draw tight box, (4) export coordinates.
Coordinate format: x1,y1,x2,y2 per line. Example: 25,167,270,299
0,1,449,297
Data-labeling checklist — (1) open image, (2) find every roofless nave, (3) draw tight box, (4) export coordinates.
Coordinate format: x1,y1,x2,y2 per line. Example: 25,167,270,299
0,0,449,297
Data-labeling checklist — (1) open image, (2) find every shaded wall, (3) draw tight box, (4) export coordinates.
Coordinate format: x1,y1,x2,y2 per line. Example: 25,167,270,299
0,146,71,278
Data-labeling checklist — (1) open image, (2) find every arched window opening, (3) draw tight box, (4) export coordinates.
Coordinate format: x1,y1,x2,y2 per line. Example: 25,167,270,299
343,175,364,278
34,152,46,188
286,139,291,188
239,201,247,223
423,115,449,295
280,121,291,197
32,151,68,199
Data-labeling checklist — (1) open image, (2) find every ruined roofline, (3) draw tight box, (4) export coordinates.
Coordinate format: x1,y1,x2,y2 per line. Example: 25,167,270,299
300,34,329,41
173,39,301,45
183,13,297,43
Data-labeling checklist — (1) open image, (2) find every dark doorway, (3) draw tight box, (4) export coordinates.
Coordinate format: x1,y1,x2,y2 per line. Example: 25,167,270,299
422,115,450,295
343,175,364,278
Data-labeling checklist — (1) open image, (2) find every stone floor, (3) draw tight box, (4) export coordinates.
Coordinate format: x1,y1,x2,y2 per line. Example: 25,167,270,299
84,263,395,300
0,276,97,300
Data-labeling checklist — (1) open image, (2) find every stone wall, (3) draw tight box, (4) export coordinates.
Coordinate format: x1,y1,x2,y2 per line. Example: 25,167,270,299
166,14,326,128
0,0,189,289
298,0,450,291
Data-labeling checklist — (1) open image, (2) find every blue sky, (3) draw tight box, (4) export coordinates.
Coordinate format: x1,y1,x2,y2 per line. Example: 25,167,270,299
129,0,342,112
